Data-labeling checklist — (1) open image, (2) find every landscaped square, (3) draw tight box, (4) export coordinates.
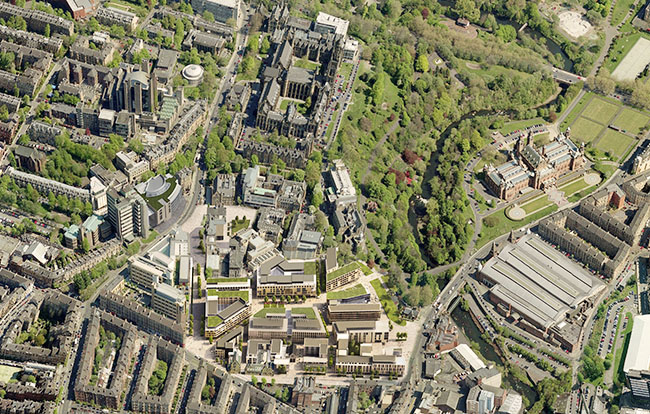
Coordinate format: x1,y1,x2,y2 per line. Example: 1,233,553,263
570,117,605,144
581,98,620,124
612,108,650,135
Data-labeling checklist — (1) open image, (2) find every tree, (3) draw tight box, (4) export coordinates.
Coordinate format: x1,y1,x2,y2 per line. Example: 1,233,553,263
453,0,479,21
44,23,50,38
0,105,8,122
311,189,323,208
370,72,385,105
260,37,270,54
587,71,615,96
495,24,517,42
129,138,144,154
34,334,46,347
82,238,90,253
415,54,429,73
247,36,259,54
202,11,214,22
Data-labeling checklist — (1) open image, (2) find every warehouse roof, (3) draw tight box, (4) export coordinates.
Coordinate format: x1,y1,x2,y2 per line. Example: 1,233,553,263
480,234,605,329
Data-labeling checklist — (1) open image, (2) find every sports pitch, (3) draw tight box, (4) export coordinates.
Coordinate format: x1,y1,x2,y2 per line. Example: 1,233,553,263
581,97,619,124
595,129,636,160
612,37,650,81
570,117,604,144
612,108,650,135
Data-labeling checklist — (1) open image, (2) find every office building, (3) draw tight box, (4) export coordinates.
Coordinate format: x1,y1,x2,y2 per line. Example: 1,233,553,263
107,187,149,241
152,283,186,323
191,0,239,23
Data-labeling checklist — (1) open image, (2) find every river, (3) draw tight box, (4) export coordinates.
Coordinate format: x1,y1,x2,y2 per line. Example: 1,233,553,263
451,306,539,405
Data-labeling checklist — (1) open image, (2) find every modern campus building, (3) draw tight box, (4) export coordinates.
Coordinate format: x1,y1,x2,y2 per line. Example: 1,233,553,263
248,309,326,344
325,262,362,291
152,283,187,323
624,315,650,399
478,234,605,351
255,256,318,297
327,302,382,322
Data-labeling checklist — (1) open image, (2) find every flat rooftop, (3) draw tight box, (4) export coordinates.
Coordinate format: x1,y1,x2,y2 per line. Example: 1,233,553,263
480,234,605,329
624,315,650,373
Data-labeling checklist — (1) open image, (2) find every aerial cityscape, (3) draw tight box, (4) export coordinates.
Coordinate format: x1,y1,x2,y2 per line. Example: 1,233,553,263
3,0,650,413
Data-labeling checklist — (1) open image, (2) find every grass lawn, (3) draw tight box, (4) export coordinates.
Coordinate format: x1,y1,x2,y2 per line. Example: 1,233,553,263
325,109,339,140
603,32,650,73
326,284,367,300
612,108,650,135
236,58,261,82
534,133,551,146
477,204,559,249
142,230,159,244
0,365,21,382
521,195,551,214
230,218,250,234
570,116,605,144
614,312,634,387
370,278,405,326
611,0,636,26
206,315,223,328
294,58,320,71
463,60,532,82
291,307,317,319
561,92,593,130
498,117,545,135
254,307,286,317
339,62,353,85
582,97,620,124
559,178,590,196
595,129,637,160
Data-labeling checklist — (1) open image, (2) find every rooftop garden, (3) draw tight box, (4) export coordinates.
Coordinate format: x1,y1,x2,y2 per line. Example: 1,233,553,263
206,315,223,328
139,177,177,211
205,277,249,284
326,283,367,300
326,262,361,282
254,307,286,317
303,261,318,276
291,307,317,319
206,289,249,302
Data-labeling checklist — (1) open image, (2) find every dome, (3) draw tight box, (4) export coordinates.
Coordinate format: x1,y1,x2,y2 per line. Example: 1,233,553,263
182,64,204,82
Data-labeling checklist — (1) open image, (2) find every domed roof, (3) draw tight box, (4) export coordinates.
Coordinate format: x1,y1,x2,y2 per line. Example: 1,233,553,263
182,64,204,81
